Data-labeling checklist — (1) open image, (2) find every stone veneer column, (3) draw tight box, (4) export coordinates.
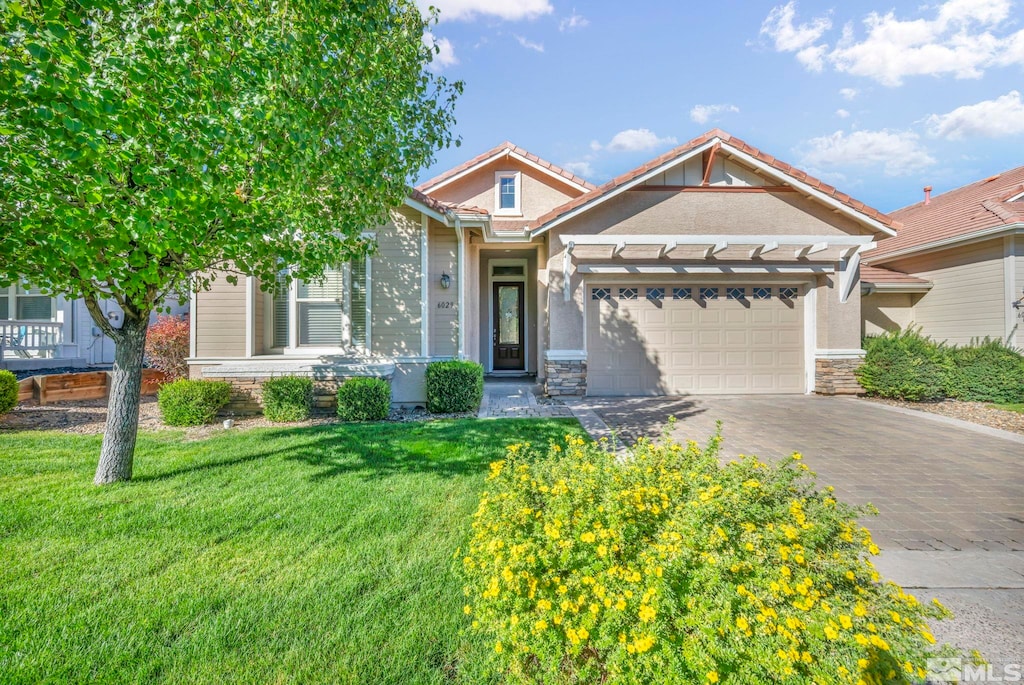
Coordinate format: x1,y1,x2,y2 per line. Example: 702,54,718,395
543,355,586,397
814,357,864,395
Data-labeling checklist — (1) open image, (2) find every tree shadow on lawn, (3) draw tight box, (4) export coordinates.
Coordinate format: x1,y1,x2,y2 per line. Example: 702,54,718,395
135,419,579,484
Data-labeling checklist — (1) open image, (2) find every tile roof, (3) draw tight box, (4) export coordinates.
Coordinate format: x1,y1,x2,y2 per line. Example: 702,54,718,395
860,265,932,286
870,165,1024,261
407,188,488,217
527,129,900,233
416,141,597,192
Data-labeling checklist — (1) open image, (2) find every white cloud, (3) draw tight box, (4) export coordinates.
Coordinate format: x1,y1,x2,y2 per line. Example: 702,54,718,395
592,129,679,153
836,108,850,118
798,129,936,176
562,160,593,177
926,90,1024,139
514,35,544,52
421,0,553,22
760,0,1024,86
839,87,858,100
559,10,589,32
760,1,833,71
423,32,459,71
689,103,740,124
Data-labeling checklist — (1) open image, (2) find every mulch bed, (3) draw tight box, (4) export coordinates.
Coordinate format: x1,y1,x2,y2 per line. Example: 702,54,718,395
0,398,474,438
865,397,1024,435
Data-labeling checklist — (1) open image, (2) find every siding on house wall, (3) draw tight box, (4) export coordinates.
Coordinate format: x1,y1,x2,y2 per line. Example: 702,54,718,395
429,158,578,221
194,270,246,357
883,239,1005,345
1013,237,1023,349
253,281,264,355
370,207,424,357
862,293,916,336
428,219,458,356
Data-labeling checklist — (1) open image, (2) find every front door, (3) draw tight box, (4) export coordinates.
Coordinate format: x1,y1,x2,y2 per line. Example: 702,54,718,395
492,282,525,371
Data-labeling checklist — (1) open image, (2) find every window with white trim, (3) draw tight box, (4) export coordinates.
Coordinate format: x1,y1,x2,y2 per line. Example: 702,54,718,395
0,284,55,321
270,259,370,350
494,171,522,215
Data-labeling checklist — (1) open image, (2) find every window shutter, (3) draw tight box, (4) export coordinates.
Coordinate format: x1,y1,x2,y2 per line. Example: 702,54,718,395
350,258,368,348
272,274,290,348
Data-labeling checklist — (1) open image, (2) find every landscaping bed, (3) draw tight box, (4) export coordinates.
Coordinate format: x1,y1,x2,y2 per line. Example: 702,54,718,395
865,397,1024,435
0,419,583,684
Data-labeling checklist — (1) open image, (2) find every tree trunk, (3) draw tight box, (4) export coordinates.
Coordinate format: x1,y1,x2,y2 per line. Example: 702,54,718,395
94,316,148,484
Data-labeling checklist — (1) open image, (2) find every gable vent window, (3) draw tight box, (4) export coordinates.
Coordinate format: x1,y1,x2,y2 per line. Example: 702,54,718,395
270,258,371,351
700,287,718,300
752,287,772,300
619,287,638,300
672,287,692,300
646,287,664,302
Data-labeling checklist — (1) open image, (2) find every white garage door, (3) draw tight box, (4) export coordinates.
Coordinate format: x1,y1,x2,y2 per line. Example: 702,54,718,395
586,284,804,395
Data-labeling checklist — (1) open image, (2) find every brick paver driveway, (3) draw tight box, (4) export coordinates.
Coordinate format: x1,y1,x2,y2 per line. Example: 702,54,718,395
585,395,1024,553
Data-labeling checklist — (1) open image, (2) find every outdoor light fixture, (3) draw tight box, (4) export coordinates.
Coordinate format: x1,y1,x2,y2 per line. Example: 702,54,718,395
440,272,451,289
1014,288,1024,310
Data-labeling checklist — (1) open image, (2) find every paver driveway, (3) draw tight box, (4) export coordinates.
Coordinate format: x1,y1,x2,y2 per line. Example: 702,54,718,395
583,395,1024,552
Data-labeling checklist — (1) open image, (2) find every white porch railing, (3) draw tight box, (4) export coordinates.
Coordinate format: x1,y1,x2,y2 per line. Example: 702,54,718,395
0,320,64,360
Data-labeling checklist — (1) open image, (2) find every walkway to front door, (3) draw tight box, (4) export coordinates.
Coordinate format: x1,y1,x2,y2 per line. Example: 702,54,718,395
478,379,573,419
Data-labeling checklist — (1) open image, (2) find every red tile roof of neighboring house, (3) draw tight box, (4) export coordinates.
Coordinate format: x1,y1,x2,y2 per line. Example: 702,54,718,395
860,265,932,286
870,165,1024,261
416,141,597,192
528,129,900,233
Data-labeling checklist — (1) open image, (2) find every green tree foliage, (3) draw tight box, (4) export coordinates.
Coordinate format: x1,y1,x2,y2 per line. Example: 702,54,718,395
0,0,460,482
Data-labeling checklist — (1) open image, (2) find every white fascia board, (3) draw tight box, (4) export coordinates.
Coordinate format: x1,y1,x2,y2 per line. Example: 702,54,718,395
560,234,873,247
578,264,835,274
403,196,450,225
723,146,897,237
422,148,591,194
863,223,1024,264
532,139,721,236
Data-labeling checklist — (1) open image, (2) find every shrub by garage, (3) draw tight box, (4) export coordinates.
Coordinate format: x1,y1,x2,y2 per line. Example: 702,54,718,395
856,328,947,401
943,339,1024,404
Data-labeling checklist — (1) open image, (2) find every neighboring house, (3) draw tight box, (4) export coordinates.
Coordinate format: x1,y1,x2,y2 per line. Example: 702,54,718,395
188,130,899,409
862,167,1024,349
0,284,188,372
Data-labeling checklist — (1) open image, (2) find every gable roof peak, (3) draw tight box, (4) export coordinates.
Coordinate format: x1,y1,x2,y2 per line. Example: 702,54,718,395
416,140,596,193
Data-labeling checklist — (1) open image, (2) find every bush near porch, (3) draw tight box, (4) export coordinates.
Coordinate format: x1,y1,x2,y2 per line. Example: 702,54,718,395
460,428,952,684
857,329,1024,403
426,360,484,413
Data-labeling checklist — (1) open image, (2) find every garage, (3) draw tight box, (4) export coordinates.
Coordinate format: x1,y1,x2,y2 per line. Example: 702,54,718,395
586,283,804,395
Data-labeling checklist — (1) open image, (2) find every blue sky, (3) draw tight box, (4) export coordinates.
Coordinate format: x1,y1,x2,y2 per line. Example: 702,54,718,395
416,0,1024,213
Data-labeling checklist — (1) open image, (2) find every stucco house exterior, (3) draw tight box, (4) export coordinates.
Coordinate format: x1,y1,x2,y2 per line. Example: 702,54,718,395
188,130,900,410
861,167,1024,349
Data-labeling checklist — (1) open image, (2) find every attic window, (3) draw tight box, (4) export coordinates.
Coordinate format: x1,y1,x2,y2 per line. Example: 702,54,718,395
495,171,522,215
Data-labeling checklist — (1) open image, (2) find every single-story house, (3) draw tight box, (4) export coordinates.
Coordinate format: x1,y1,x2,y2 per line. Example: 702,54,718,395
861,167,1024,349
1,286,186,372
188,129,901,410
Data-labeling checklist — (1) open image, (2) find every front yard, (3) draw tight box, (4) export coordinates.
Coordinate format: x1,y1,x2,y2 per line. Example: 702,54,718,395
0,419,582,684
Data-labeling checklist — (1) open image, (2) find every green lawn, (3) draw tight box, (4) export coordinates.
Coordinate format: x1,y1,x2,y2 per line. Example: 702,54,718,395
0,419,582,684
991,402,1024,413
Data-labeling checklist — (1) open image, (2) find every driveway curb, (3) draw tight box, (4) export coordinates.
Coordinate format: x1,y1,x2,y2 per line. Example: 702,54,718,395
845,397,1024,445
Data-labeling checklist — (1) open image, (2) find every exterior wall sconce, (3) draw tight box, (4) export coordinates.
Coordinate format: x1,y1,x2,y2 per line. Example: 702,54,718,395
1013,288,1024,310
440,272,451,289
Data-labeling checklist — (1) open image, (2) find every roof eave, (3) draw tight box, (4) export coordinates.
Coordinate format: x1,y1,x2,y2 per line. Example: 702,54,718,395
865,223,1024,264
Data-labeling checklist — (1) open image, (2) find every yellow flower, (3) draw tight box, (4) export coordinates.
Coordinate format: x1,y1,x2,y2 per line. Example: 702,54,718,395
494,642,503,653
534,619,548,632
736,616,749,631
537,599,552,611
581,531,596,543
578,627,589,641
839,615,853,629
463,605,472,615
707,672,720,683
639,604,656,622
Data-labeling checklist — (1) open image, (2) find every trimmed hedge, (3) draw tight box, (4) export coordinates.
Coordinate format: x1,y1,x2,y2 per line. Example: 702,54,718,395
336,377,390,421
425,360,483,413
944,339,1024,403
0,369,17,416
856,328,947,401
157,379,232,426
262,376,313,422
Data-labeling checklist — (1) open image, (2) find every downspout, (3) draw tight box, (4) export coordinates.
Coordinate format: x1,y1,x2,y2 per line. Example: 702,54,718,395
563,241,575,302
453,214,467,360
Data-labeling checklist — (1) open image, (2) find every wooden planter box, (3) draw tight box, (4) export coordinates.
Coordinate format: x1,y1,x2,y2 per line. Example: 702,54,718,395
18,368,171,405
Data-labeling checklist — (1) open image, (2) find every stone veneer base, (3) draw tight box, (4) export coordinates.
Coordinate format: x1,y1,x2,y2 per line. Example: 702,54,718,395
814,358,864,396
213,376,387,416
544,359,586,397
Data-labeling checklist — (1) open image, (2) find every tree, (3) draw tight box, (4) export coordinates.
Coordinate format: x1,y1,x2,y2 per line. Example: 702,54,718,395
0,0,460,483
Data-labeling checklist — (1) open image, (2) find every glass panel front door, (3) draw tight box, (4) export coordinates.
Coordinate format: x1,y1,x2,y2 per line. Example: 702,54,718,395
493,282,525,371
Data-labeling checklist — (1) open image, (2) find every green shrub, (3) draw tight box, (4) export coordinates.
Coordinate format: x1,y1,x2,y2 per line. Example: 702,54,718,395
460,429,952,684
157,379,232,426
0,370,17,415
425,360,483,413
262,376,313,422
336,377,390,421
943,339,1024,403
856,328,947,401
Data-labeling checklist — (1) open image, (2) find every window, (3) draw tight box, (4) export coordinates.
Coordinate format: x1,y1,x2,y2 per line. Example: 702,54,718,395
0,284,54,321
672,287,692,300
270,260,370,350
780,287,799,300
494,171,521,215
726,287,745,300
591,287,611,301
752,287,771,300
646,287,664,302
699,287,718,300
619,287,638,300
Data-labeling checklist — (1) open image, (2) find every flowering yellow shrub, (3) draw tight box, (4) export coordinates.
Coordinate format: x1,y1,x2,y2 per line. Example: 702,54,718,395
458,428,952,684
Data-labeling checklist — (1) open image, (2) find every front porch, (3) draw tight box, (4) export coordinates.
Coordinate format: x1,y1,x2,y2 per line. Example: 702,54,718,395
0,320,88,372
